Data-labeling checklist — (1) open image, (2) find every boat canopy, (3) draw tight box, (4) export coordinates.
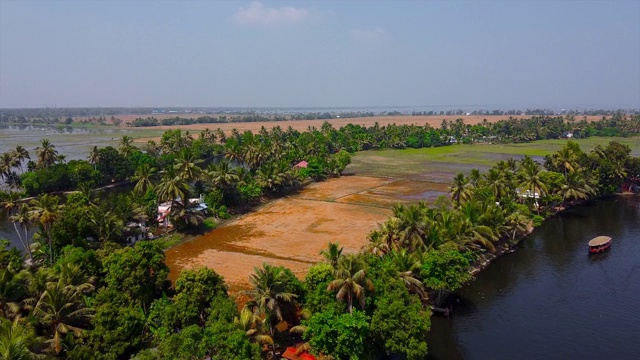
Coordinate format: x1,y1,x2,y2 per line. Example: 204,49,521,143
588,236,611,247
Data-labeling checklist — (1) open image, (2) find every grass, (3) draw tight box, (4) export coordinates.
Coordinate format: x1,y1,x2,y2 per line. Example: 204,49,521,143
155,233,183,249
348,137,640,179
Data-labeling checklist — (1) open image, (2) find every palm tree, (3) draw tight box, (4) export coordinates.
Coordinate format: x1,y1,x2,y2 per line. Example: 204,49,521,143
0,269,29,320
9,204,33,261
552,146,577,179
560,171,594,205
454,219,497,252
365,231,390,256
518,157,548,211
174,153,202,181
119,136,135,156
88,206,124,244
11,146,29,174
504,212,532,241
35,139,58,169
484,168,506,200
132,164,156,194
0,152,16,180
449,173,474,206
87,146,100,169
320,242,343,269
388,249,426,298
393,203,428,252
234,308,274,347
29,195,63,265
224,140,244,164
0,317,40,360
155,168,189,205
33,282,92,355
327,255,374,314
4,172,22,191
245,264,297,357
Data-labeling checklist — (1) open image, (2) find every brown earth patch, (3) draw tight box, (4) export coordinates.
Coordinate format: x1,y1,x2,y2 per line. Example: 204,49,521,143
165,177,393,290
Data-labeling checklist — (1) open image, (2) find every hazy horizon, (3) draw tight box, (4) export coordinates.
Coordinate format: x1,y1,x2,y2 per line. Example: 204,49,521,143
1,1,639,109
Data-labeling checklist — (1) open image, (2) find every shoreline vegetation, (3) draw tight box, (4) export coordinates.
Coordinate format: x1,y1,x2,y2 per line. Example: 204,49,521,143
1,114,640,359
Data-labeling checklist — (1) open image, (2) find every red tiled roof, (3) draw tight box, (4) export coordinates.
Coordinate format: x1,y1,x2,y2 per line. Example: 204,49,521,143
282,347,316,360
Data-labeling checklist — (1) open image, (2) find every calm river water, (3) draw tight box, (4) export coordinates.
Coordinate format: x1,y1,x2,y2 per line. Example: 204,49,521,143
427,196,640,360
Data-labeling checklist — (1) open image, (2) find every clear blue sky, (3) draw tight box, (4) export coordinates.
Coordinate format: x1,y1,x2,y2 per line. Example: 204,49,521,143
1,1,638,109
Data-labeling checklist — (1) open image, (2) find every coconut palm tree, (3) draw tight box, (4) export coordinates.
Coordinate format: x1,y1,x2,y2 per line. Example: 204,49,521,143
35,139,58,169
393,203,428,252
320,242,343,269
327,255,374,314
155,168,189,205
518,157,548,211
552,146,577,179
365,231,390,256
206,160,239,190
33,282,92,355
449,173,474,206
484,168,506,200
0,269,29,320
504,212,532,241
0,152,16,180
9,204,33,261
88,206,124,244
174,153,202,181
454,219,497,252
87,146,100,169
29,195,63,265
4,172,21,191
245,264,297,357
387,249,427,298
560,171,594,205
11,145,30,173
234,308,274,347
132,164,156,194
0,317,40,360
224,140,244,164
118,136,135,156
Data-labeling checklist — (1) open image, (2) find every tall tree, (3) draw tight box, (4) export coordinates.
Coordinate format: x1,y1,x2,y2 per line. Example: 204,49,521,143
33,282,93,355
245,264,297,357
327,255,374,314
29,194,63,265
132,164,156,195
320,242,343,269
35,139,58,169
9,203,33,261
449,173,474,206
0,317,40,360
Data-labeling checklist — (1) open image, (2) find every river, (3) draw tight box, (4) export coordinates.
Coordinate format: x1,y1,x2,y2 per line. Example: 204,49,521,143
427,196,640,360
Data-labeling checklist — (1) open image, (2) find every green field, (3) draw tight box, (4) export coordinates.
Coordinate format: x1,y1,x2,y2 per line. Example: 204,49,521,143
348,137,640,180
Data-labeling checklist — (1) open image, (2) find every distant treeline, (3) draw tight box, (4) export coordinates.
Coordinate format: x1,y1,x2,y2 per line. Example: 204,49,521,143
2,107,638,126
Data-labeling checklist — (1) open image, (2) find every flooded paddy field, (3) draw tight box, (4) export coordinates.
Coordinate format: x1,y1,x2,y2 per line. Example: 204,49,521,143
0,124,163,160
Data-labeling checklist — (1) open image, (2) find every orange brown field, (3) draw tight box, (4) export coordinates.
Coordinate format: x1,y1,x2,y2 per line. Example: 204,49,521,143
130,115,605,143
164,171,457,291
164,176,394,290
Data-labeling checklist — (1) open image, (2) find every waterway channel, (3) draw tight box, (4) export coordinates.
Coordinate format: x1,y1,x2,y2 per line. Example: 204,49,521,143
427,196,640,360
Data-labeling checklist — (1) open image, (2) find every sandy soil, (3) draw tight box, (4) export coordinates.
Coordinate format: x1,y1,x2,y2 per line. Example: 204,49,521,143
165,176,394,290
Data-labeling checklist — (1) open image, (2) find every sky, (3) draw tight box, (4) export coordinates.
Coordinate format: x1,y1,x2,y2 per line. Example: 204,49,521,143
0,1,639,109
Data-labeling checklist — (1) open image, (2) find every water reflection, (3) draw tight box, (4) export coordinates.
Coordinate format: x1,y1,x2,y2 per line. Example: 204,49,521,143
427,197,640,360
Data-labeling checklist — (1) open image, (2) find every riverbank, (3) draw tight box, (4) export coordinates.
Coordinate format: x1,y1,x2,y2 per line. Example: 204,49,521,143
427,196,640,359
